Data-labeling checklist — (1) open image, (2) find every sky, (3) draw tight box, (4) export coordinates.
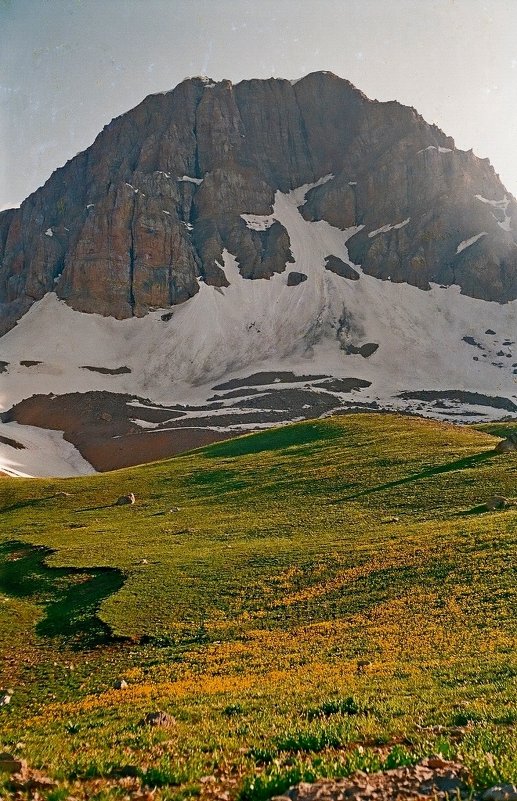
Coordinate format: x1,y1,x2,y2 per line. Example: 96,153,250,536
1,0,517,210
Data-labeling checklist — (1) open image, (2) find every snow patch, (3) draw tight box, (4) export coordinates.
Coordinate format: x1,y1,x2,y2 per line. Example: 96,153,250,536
417,145,452,154
456,232,487,254
369,218,410,238
178,175,203,185
475,194,512,232
241,214,275,231
0,420,95,478
130,418,162,430
290,174,335,206
45,228,53,237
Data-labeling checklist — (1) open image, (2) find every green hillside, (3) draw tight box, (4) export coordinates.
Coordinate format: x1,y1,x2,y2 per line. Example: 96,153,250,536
0,414,516,800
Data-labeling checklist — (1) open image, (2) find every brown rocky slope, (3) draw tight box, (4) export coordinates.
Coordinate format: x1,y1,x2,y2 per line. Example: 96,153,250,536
1,72,516,338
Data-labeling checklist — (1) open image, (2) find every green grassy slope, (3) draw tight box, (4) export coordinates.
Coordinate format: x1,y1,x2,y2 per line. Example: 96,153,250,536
0,414,515,800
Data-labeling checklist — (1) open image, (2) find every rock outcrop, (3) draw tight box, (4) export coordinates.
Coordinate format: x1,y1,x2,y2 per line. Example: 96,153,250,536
1,71,516,336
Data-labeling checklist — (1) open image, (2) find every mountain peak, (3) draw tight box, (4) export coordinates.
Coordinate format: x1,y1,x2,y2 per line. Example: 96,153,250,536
0,72,516,332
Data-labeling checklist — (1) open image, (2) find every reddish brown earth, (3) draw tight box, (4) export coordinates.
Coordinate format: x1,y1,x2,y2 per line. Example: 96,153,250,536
1,392,242,471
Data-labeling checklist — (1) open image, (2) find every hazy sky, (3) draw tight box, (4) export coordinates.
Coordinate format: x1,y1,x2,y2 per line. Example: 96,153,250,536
2,0,517,209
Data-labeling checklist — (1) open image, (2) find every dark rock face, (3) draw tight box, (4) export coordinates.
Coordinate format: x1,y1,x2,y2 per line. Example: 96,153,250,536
324,255,360,280
344,343,379,357
287,271,308,286
1,71,516,335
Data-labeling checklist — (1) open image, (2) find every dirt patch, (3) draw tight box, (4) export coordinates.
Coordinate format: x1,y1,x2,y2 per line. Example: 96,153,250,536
19,360,42,367
213,372,329,390
160,411,285,428
80,365,131,375
83,427,235,470
398,390,517,413
208,387,272,401
1,378,376,471
314,378,372,392
1,392,239,471
233,388,343,415
0,435,26,450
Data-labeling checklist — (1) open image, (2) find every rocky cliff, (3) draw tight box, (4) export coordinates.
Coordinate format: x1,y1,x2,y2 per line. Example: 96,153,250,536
1,71,516,337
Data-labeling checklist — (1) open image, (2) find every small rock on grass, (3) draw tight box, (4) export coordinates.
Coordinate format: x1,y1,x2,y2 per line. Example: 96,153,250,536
113,679,128,690
115,492,136,506
0,753,27,774
141,710,175,727
483,786,517,801
485,495,511,511
0,689,13,706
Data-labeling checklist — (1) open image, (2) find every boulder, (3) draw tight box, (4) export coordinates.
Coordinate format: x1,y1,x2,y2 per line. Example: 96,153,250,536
142,710,175,727
0,753,27,775
483,786,517,801
485,495,510,511
344,342,379,358
0,691,12,706
115,492,135,506
495,433,517,453
287,271,308,286
324,255,360,280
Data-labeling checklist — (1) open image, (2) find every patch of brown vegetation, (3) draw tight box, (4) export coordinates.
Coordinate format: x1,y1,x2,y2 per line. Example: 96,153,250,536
273,758,470,801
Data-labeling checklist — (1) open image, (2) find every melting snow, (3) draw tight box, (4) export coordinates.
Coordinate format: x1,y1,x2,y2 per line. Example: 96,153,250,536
0,421,95,477
475,194,512,232
178,175,203,185
456,232,487,254
241,214,275,231
130,418,161,430
417,145,452,155
369,218,410,238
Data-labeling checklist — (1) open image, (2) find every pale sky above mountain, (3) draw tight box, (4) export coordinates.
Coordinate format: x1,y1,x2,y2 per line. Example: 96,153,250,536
1,0,517,209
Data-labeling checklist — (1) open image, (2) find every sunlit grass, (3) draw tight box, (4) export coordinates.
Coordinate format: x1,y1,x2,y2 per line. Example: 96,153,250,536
0,414,515,799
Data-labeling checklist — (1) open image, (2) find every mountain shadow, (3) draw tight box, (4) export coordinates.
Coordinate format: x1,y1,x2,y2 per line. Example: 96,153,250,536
0,541,125,649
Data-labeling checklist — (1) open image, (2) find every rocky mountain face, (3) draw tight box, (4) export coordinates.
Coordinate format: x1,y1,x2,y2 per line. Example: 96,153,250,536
1,71,516,336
